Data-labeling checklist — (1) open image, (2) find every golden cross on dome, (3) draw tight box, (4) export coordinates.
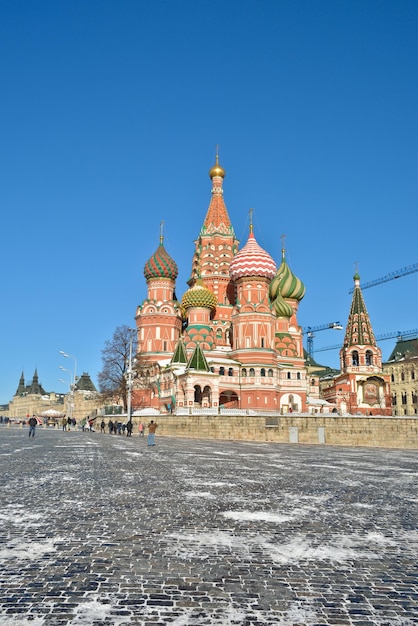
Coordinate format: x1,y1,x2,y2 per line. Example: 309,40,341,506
280,233,286,258
159,220,165,245
249,208,254,233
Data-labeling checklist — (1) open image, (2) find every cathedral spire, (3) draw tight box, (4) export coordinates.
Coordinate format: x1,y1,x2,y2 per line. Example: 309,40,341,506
16,371,26,396
202,152,233,236
344,272,377,348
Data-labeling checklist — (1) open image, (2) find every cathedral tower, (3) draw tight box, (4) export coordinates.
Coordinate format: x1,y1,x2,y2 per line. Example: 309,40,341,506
188,154,239,349
135,224,182,360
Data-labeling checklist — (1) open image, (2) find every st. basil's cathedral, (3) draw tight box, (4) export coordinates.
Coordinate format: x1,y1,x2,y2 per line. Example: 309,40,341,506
132,156,392,416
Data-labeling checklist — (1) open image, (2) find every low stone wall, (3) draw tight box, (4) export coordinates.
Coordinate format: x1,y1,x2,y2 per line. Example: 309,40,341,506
106,414,418,449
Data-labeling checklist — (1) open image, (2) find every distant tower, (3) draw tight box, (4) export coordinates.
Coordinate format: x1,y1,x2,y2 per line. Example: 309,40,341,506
322,272,391,415
340,271,382,372
15,371,26,396
29,369,45,395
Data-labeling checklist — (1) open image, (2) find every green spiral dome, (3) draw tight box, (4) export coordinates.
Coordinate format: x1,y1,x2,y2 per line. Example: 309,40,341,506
272,291,294,318
269,252,305,302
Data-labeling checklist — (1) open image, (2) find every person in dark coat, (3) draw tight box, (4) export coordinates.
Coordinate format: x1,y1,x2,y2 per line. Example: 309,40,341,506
28,415,38,438
126,421,133,437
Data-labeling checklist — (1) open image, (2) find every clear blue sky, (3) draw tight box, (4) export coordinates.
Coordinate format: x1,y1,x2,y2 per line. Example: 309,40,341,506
1,0,417,404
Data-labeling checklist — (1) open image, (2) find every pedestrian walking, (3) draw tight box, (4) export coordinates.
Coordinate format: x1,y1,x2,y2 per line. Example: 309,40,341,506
28,415,38,438
126,420,133,437
147,420,158,446
61,417,67,431
108,419,114,434
138,422,144,437
100,419,105,433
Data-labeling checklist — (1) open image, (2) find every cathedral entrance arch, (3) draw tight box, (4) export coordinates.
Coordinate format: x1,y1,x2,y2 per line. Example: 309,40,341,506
219,390,239,409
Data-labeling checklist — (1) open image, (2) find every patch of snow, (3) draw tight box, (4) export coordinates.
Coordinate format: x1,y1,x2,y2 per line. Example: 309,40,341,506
0,537,56,561
71,594,130,625
0,616,45,625
222,510,294,523
185,491,217,499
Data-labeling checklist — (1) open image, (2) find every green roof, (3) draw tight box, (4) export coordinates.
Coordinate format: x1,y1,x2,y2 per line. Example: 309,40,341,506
76,373,97,392
171,339,188,365
187,344,210,372
386,338,418,362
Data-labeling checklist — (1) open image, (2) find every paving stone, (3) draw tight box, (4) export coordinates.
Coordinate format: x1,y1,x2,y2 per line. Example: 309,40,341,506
0,427,417,625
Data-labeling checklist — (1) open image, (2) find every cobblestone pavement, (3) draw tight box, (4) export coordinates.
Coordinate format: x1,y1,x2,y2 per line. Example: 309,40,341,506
0,427,417,626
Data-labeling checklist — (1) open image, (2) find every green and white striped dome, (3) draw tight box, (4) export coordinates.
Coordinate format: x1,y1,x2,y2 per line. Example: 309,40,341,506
269,250,305,302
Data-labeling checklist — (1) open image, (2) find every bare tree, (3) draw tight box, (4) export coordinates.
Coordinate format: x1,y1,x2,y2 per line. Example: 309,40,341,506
97,325,137,411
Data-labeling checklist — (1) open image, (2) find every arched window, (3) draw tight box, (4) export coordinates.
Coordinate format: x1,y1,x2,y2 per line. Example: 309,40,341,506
194,385,202,404
287,372,291,379
352,351,359,366
297,372,301,380
249,368,255,376
228,368,233,377
268,369,273,377
219,367,225,376
401,371,405,381
242,368,247,377
391,373,395,382
260,368,265,377
365,350,373,366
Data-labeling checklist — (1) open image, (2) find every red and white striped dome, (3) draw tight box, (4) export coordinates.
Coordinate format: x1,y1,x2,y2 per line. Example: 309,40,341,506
229,231,276,281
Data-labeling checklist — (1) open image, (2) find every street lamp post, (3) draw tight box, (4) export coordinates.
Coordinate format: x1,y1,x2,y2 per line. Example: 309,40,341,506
59,365,73,423
59,351,77,383
59,351,77,424
125,331,136,424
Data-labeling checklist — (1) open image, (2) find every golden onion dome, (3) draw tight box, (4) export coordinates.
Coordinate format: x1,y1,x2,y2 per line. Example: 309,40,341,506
181,279,217,312
209,154,225,179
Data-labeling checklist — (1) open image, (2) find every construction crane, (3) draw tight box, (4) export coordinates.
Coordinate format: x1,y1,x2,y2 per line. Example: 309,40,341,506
315,328,418,353
349,263,418,293
303,322,343,358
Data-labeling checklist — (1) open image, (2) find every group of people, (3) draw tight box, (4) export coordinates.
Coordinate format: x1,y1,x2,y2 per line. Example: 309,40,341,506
61,416,77,431
25,414,158,446
100,419,157,445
